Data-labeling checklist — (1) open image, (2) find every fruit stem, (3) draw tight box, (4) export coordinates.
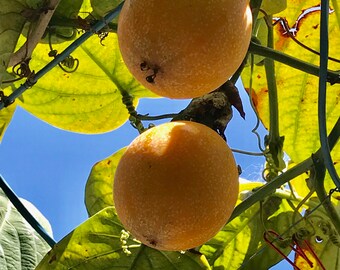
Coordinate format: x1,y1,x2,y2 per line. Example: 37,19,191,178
121,91,146,134
248,40,340,84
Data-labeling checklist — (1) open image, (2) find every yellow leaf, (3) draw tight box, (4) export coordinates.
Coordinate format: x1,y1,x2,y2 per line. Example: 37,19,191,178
85,147,126,216
243,0,340,190
8,33,157,134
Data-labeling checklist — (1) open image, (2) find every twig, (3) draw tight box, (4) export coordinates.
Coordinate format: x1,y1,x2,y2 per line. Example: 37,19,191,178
8,0,62,67
137,113,178,121
249,40,340,84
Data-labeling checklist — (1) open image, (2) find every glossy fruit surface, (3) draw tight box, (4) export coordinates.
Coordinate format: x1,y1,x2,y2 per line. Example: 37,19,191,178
118,0,252,99
114,121,239,250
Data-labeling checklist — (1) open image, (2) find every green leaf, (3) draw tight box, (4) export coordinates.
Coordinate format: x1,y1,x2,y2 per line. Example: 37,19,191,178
243,0,340,190
0,103,16,142
241,200,294,270
294,199,340,269
200,182,296,270
0,0,43,79
0,188,52,270
91,0,123,20
8,33,156,133
85,147,126,216
46,0,83,41
259,0,287,16
288,160,315,198
54,0,83,19
36,207,211,270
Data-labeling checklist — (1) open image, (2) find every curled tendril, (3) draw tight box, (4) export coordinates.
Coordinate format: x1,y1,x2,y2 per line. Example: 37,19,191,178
48,31,79,73
98,31,109,46
2,58,35,85
48,49,79,73
13,58,32,78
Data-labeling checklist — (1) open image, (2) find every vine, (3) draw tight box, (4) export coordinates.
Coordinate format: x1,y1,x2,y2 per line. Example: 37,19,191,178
0,0,338,268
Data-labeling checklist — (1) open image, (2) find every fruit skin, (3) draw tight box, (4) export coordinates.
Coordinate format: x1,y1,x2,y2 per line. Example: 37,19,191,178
114,121,239,251
117,0,252,99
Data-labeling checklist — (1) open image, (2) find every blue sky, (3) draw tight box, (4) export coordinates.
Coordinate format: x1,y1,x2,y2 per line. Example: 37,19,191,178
0,84,293,269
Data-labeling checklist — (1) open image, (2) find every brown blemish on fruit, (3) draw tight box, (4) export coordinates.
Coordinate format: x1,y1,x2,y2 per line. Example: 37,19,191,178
140,61,150,71
144,235,158,247
139,61,160,84
149,239,158,246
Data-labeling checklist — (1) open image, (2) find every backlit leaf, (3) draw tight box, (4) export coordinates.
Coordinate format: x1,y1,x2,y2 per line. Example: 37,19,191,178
0,103,16,143
91,0,123,20
288,160,316,198
7,33,156,133
294,199,340,269
200,183,295,270
0,188,52,269
0,0,45,79
259,0,287,16
85,147,126,216
36,207,211,270
242,0,340,190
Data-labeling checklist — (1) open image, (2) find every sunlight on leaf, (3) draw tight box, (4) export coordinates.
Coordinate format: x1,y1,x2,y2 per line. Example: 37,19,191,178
91,0,123,20
0,189,52,269
288,161,315,198
0,103,16,143
7,33,156,133
36,207,211,270
85,147,126,216
200,183,295,270
259,0,287,17
294,198,340,269
242,0,340,193
0,0,45,78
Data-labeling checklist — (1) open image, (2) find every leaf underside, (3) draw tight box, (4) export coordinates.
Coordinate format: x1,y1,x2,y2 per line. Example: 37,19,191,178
0,189,52,270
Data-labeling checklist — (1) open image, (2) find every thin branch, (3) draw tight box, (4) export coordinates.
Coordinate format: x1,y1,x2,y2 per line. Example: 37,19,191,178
137,113,178,121
229,118,340,223
231,148,264,156
8,0,62,67
249,40,340,84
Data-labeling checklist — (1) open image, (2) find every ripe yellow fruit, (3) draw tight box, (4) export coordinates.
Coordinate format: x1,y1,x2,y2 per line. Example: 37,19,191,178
114,121,239,251
117,0,252,99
